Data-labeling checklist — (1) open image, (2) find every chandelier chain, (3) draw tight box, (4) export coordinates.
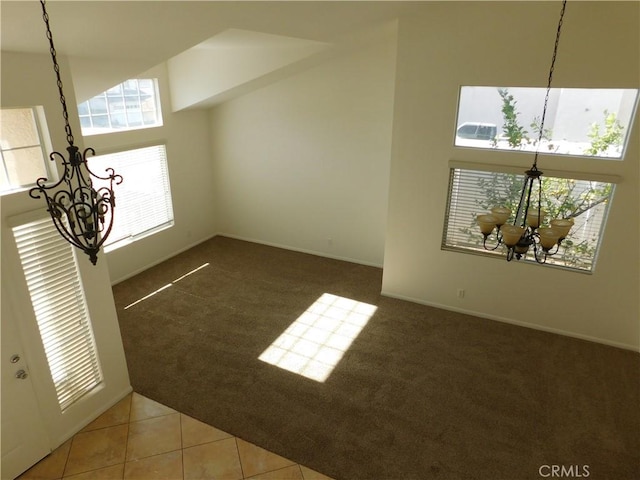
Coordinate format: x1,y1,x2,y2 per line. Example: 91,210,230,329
40,0,74,147
533,0,567,169
478,0,573,264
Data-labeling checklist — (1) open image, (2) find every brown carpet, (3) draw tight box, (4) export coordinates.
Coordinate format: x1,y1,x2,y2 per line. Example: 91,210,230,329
112,236,639,480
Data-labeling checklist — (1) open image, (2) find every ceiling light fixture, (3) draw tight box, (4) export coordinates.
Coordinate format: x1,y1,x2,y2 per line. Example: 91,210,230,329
477,0,572,263
29,0,122,265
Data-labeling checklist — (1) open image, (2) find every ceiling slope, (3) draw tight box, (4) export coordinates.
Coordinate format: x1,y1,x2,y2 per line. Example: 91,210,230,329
1,1,408,103
168,29,331,111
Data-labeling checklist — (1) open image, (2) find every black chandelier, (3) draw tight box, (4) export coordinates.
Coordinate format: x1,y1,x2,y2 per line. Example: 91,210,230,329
29,0,122,265
477,0,573,263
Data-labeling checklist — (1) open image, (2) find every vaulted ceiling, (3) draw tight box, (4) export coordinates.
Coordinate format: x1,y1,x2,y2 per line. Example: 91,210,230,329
1,1,411,104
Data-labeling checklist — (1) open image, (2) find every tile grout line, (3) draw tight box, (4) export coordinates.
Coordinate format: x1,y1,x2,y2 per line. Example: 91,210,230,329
61,394,132,480
122,393,133,479
179,413,185,480
235,437,246,479
21,392,333,480
61,434,73,479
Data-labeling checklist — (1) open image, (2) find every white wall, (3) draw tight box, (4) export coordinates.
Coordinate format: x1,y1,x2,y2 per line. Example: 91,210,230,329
88,63,218,283
382,2,639,350
209,22,398,266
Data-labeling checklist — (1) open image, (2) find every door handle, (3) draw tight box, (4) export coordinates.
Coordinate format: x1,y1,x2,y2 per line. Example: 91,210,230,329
15,369,28,380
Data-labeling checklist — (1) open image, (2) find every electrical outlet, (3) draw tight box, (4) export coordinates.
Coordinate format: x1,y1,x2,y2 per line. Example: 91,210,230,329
457,289,465,299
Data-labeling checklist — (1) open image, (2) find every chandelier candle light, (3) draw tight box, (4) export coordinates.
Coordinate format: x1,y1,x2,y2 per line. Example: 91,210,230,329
29,0,122,265
478,0,573,264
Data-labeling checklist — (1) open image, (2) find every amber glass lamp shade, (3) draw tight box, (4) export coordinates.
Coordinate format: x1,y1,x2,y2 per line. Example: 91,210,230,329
550,218,573,239
501,225,525,247
477,214,498,235
538,227,562,250
526,209,546,228
490,207,511,226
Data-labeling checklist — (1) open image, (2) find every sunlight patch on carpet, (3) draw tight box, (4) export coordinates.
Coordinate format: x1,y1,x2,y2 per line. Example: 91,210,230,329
258,293,377,382
173,263,210,283
124,263,210,309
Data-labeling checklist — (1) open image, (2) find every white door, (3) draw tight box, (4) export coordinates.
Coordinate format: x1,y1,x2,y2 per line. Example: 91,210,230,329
1,298,51,480
0,208,131,478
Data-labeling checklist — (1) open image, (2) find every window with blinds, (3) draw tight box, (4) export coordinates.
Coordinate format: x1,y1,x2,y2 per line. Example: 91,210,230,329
89,144,174,250
12,215,103,411
442,167,615,272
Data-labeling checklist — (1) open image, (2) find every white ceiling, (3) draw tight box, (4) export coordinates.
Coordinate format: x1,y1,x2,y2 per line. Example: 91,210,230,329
1,1,411,104
1,1,411,62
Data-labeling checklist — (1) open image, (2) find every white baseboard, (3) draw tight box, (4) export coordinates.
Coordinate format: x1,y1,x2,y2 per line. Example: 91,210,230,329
109,234,218,285
109,233,637,353
217,232,384,268
382,290,640,353
111,232,382,286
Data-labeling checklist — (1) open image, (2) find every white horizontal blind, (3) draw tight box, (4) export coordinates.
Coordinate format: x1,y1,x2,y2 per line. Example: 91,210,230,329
443,168,614,272
12,216,103,411
90,144,174,248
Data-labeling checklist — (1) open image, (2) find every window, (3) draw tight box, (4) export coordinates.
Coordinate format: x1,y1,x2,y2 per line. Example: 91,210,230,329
89,145,174,250
78,79,162,135
442,166,615,272
0,107,54,193
455,87,638,159
12,213,103,411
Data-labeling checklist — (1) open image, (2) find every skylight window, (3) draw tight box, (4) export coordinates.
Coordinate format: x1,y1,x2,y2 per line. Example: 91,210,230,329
77,79,162,135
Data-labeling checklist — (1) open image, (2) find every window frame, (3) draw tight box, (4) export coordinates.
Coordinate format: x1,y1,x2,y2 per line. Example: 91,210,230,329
0,106,57,194
441,160,620,273
77,78,163,136
453,86,639,160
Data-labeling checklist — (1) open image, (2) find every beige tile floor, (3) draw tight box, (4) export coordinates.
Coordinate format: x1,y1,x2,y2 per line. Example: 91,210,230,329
17,392,334,480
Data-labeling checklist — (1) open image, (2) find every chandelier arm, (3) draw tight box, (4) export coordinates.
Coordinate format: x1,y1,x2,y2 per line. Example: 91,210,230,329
482,234,502,251
92,191,117,250
533,244,549,264
82,148,124,185
543,242,561,256
537,174,543,226
45,197,91,252
515,174,536,228
523,179,535,229
29,150,71,198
